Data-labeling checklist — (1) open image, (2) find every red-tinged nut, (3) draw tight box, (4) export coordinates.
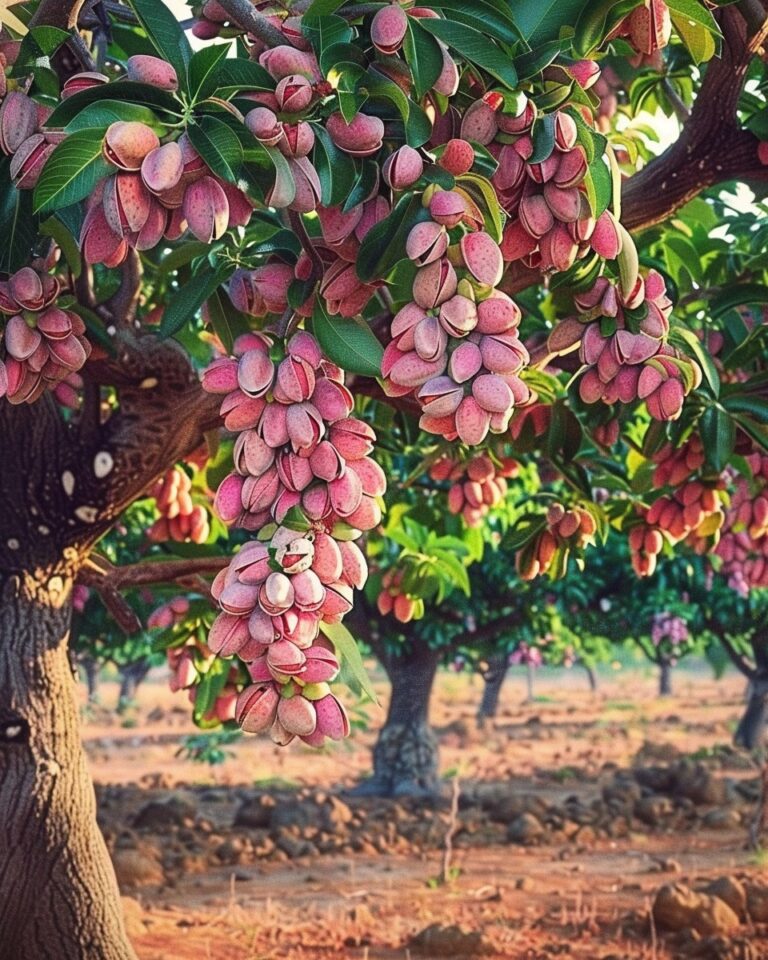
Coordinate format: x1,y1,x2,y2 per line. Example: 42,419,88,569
141,141,183,195
103,121,160,171
383,144,424,189
80,203,128,267
455,396,490,445
277,695,317,736
277,121,315,158
371,3,408,54
245,107,284,147
554,112,578,151
565,60,601,90
553,147,587,188
448,340,482,383
413,315,448,363
355,195,390,242
126,55,179,91
259,45,322,83
590,210,622,259
236,683,280,733
182,176,230,242
61,71,109,98
275,74,313,113
472,373,514,414
103,172,152,236
439,294,477,338
0,92,38,156
314,693,350,739
328,417,376,460
405,220,447,266
626,0,671,55
460,231,503,287
329,468,364,518
412,258,457,309
4,315,41,361
476,290,521,335
540,222,579,273
543,182,581,222
459,99,498,145
497,98,536,135
438,138,474,176
519,194,554,239
347,456,386,498
287,156,322,213
37,307,73,340
479,333,528,375
418,376,463,418
326,111,384,157
500,219,538,262
7,266,48,311
429,189,465,227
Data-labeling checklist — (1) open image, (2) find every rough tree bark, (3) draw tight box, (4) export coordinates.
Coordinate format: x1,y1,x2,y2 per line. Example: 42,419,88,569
476,651,509,727
352,637,442,798
0,334,217,957
0,576,134,960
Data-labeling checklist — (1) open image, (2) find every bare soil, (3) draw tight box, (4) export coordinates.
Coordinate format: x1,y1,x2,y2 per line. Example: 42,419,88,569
82,664,768,959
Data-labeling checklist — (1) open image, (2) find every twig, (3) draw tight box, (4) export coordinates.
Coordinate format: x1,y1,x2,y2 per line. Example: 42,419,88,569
662,77,690,124
105,250,142,329
215,0,286,47
440,774,461,885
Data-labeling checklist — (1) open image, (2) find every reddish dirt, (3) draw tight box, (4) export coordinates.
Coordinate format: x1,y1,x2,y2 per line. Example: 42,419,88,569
83,664,768,958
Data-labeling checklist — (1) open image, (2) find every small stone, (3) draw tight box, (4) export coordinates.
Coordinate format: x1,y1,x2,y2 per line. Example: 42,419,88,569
746,881,768,922
705,876,747,920
409,923,491,955
507,813,544,845
652,883,740,936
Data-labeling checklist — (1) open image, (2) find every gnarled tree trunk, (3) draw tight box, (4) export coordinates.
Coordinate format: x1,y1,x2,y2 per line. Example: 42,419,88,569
0,574,135,960
353,638,442,798
477,651,508,727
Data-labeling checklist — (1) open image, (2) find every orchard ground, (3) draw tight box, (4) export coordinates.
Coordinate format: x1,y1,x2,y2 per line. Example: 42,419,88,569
84,662,768,959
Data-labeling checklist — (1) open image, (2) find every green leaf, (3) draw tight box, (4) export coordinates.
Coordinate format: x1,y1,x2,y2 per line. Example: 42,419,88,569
666,0,721,35
699,405,735,474
573,0,637,57
127,0,193,86
313,126,357,207
514,0,592,44
160,264,234,339
205,286,251,354
188,42,232,103
529,114,556,164
40,215,82,278
15,25,70,66
0,159,37,272
319,620,379,704
33,130,113,213
45,81,182,127
428,0,522,44
672,326,720,398
311,301,383,377
403,19,444,101
304,0,347,16
586,154,612,219
206,58,275,97
417,19,518,89
456,172,504,243
64,100,165,134
356,192,429,282
186,115,243,185
671,11,716,64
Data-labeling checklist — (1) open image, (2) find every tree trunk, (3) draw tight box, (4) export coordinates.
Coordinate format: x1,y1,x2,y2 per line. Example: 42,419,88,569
81,655,100,705
477,652,508,727
353,641,441,798
525,661,536,702
0,573,136,960
735,675,768,750
583,662,599,693
116,659,151,714
659,659,673,697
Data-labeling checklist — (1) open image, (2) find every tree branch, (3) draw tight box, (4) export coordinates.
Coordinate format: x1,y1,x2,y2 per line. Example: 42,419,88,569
80,554,229,590
215,0,287,47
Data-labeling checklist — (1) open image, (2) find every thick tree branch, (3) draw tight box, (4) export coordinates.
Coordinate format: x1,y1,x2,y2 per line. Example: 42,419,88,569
80,554,229,590
466,611,522,646
30,0,87,30
215,0,287,47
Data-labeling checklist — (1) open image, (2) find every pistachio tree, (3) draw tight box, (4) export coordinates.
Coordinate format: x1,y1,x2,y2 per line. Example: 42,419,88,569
2,0,768,955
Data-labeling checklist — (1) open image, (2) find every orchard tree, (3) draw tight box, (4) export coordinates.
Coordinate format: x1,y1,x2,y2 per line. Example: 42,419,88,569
2,0,768,957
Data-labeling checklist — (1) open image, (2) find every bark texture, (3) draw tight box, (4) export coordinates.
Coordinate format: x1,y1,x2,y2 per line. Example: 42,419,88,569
0,574,135,960
477,652,509,727
352,640,441,798
659,659,673,697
